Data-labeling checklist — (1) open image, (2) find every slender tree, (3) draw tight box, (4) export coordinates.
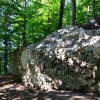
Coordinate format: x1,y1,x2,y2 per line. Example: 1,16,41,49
92,0,96,17
23,0,27,46
58,0,65,29
3,12,9,73
48,17,51,33
4,39,8,73
86,6,90,23
71,0,76,26
66,0,71,25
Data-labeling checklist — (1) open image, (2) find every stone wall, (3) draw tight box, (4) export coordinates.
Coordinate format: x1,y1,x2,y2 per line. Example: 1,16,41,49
15,26,100,93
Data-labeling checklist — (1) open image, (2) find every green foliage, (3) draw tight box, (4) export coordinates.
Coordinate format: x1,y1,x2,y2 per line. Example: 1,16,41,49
0,0,100,74
0,0,100,48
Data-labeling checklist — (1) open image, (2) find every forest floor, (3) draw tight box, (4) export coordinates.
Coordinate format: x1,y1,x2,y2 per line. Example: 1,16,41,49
0,75,100,100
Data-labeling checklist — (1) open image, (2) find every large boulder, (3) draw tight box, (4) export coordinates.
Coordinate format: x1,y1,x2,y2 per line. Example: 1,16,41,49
20,26,100,93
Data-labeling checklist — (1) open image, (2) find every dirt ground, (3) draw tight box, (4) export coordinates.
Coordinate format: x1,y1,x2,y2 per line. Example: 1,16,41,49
0,75,100,100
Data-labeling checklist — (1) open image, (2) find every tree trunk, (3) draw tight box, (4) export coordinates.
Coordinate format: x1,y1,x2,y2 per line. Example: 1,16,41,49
86,6,90,23
23,0,27,46
71,0,76,26
0,58,1,74
93,0,96,17
58,0,65,29
4,40,8,73
23,17,27,46
48,17,51,33
66,0,71,25
3,12,9,73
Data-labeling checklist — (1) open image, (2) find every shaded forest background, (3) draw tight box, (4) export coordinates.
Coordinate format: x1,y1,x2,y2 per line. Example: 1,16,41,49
0,0,100,74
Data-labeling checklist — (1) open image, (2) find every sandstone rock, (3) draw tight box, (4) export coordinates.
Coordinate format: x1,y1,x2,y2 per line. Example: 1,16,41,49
12,26,100,93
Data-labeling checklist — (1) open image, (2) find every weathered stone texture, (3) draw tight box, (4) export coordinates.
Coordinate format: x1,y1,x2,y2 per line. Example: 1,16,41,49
10,47,23,75
15,26,100,93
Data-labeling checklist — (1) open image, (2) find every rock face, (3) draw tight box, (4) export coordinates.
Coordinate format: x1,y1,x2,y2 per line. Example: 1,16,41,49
19,26,100,93
10,47,23,75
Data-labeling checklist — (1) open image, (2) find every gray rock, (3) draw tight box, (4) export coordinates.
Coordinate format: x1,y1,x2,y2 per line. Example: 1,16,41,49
11,26,100,93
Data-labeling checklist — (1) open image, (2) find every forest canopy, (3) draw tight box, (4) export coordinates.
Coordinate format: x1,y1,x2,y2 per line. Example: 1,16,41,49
0,0,100,73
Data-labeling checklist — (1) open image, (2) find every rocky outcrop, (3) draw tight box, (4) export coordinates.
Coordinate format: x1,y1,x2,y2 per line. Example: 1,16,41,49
16,26,100,93
78,16,100,30
10,47,23,75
